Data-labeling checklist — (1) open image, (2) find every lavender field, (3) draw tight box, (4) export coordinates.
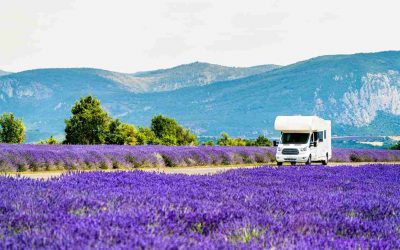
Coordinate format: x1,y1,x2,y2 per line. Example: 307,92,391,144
1,164,399,248
0,144,400,172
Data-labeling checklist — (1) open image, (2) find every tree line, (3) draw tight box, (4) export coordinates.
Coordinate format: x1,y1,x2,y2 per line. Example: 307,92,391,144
0,95,273,146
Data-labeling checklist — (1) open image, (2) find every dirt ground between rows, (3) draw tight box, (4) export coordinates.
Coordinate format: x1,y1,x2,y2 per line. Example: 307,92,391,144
3,162,400,180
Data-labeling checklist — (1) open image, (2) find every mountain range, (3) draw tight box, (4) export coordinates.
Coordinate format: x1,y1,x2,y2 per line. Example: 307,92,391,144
0,51,400,143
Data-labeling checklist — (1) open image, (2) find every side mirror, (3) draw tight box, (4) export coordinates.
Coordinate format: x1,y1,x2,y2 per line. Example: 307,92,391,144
314,141,317,147
273,140,279,147
319,138,323,142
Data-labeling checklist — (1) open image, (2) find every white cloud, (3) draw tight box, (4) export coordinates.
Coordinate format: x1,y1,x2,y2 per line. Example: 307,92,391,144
0,0,399,72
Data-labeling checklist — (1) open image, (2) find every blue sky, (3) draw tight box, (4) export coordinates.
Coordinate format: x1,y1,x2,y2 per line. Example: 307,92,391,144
1,0,400,72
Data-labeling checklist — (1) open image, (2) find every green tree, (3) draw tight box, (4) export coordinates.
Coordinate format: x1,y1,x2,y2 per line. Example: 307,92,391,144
391,142,400,150
254,135,272,146
217,132,247,146
106,119,137,145
150,115,197,145
217,132,230,146
64,96,111,144
0,112,25,144
136,127,158,145
120,123,137,145
176,126,198,145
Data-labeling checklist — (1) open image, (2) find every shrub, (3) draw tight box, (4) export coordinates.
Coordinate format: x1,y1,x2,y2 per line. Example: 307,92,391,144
162,155,176,167
349,153,373,162
100,161,109,170
390,142,400,150
151,115,197,146
106,119,137,145
217,132,272,147
202,140,215,146
0,113,25,144
38,135,60,145
125,155,142,168
17,163,27,172
112,160,121,169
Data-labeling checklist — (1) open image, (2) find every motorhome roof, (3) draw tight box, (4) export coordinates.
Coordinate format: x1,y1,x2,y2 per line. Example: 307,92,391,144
274,116,330,132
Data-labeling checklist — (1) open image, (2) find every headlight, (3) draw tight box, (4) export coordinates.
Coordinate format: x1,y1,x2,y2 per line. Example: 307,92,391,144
300,146,308,151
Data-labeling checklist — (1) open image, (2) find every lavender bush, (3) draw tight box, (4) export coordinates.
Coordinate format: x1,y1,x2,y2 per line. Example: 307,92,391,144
1,164,399,248
0,144,399,172
331,148,400,162
0,144,275,171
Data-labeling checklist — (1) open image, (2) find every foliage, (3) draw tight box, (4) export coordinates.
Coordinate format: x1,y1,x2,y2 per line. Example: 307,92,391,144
150,115,197,145
0,112,25,144
217,133,271,146
136,127,158,145
390,142,400,150
63,97,197,146
217,132,234,146
38,135,60,145
1,165,400,248
254,135,272,146
106,119,137,145
202,140,215,146
64,96,111,144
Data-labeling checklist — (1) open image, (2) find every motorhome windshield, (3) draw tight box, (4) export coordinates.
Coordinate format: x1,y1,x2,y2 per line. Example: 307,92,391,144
281,133,310,144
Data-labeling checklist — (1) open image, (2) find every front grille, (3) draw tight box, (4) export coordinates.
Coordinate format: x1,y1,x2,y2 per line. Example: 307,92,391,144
282,148,299,155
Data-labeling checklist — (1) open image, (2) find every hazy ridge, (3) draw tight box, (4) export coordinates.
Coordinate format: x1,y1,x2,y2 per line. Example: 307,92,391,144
0,52,399,143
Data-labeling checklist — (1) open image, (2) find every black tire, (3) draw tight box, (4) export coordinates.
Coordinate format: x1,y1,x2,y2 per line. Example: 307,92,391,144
322,154,328,165
290,162,296,166
306,155,312,165
277,162,283,166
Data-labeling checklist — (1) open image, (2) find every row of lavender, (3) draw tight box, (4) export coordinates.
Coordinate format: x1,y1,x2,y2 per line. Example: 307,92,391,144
1,165,399,248
0,144,399,171
0,145,275,172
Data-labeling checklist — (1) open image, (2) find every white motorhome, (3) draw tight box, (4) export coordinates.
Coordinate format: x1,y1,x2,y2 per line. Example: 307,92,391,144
273,116,331,165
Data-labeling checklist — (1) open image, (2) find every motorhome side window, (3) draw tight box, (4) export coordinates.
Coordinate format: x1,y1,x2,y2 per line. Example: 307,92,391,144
318,131,324,142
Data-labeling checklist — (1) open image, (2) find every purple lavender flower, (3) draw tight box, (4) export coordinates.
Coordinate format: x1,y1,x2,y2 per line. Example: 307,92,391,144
0,164,399,248
0,144,399,171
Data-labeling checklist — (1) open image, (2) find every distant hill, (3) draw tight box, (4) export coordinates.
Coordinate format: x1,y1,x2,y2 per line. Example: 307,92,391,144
135,51,400,138
0,52,399,142
0,63,279,141
132,62,280,91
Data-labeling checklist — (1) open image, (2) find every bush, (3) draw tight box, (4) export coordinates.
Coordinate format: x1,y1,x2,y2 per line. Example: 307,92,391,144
349,153,373,162
100,161,109,170
254,135,272,146
0,113,25,144
162,155,176,167
217,133,272,147
136,127,157,145
390,142,400,150
38,135,60,145
202,140,215,146
106,119,137,145
151,115,197,146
